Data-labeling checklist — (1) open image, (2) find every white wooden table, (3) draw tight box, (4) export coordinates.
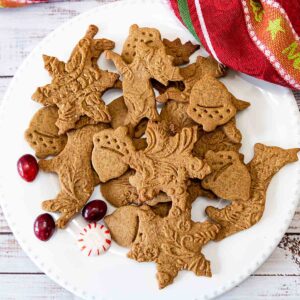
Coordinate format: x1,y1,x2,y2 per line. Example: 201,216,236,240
0,1,299,299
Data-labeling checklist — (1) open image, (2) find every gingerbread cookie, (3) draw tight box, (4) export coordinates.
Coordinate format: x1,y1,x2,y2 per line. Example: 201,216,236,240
25,106,98,158
101,170,169,207
108,96,147,138
93,121,211,210
206,144,299,240
187,76,250,131
157,56,226,103
163,38,200,66
121,24,163,63
105,41,182,127
193,119,242,158
150,202,172,217
202,150,251,201
32,25,119,134
160,100,197,134
39,124,108,228
25,106,67,158
105,204,220,288
101,170,215,208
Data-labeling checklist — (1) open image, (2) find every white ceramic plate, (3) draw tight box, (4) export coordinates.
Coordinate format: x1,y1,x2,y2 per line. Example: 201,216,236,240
1,1,300,299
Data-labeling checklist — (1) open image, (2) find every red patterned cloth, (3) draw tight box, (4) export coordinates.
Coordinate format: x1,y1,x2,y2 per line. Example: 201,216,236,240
170,0,300,90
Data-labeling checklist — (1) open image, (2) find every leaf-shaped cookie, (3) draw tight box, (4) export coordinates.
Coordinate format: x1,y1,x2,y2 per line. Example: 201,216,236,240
163,38,200,66
187,75,250,131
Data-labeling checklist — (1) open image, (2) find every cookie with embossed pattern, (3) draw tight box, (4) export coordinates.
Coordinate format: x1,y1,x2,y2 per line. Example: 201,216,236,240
25,106,98,158
121,24,164,63
206,144,300,240
93,121,211,210
157,56,226,104
187,75,250,131
101,170,215,208
105,41,182,127
39,124,108,228
32,25,119,135
105,204,220,288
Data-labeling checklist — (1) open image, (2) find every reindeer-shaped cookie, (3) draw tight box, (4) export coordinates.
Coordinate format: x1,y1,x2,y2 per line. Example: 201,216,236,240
105,42,182,127
32,25,119,134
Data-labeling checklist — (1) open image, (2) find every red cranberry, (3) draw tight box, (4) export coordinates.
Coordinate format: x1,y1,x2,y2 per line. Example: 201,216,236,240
17,154,39,182
82,200,107,223
34,213,55,241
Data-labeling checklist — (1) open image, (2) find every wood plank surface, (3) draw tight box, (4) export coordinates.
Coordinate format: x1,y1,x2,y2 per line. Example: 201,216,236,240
0,274,298,300
0,0,299,299
0,234,299,275
0,0,115,76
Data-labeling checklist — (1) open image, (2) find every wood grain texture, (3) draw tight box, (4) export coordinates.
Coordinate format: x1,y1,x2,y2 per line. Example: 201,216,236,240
0,234,299,275
0,0,116,76
0,0,299,299
0,275,78,300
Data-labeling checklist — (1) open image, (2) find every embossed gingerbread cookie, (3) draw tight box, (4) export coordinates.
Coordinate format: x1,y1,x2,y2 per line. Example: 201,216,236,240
205,144,300,240
187,75,250,131
160,100,197,135
101,170,215,208
25,106,67,158
93,121,211,209
32,25,119,134
105,204,220,288
25,106,98,158
105,41,182,127
39,124,108,228
121,24,164,63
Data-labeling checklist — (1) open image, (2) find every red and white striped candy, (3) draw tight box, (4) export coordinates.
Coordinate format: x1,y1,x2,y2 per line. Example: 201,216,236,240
77,223,111,256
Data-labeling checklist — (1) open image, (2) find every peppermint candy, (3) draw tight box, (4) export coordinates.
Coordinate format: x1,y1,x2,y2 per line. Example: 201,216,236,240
78,223,111,256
